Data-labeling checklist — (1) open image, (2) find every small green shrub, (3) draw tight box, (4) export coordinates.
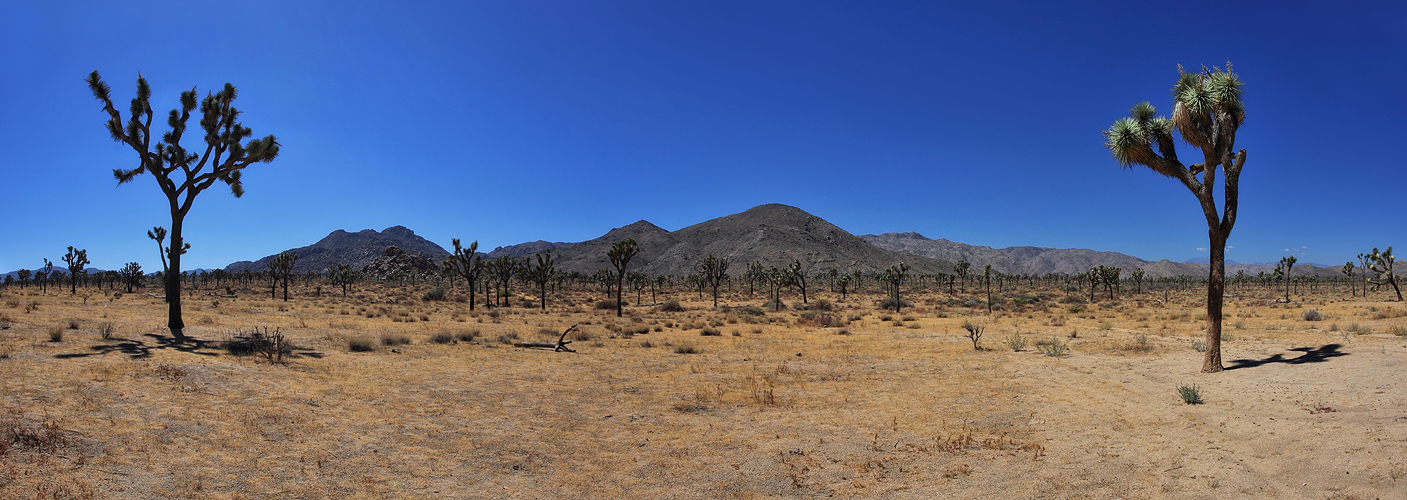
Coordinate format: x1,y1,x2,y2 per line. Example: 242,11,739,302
1301,308,1322,321
1005,332,1027,352
422,287,447,302
1068,305,1084,313
1347,323,1372,335
1036,337,1067,357
1178,384,1203,405
1392,325,1407,337
1191,340,1206,352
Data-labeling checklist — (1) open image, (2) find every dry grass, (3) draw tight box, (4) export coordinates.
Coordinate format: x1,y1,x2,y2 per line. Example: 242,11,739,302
0,282,1405,498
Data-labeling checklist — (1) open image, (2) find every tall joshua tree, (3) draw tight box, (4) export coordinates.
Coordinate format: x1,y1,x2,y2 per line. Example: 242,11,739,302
954,260,971,294
607,239,640,317
1342,262,1357,297
268,252,297,301
1365,247,1402,301
445,239,485,310
1104,63,1247,373
697,254,729,307
1278,256,1296,302
329,264,360,297
63,247,89,294
88,72,279,339
524,250,558,310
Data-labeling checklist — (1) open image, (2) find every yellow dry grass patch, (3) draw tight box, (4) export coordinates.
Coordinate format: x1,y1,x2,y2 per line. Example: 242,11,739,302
1,284,1405,499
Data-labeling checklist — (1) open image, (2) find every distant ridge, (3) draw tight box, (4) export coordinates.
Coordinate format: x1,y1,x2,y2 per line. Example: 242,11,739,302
545,204,953,275
224,226,449,274
861,232,1346,279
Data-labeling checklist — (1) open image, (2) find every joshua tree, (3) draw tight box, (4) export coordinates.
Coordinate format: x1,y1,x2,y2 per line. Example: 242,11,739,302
786,260,808,304
489,256,519,307
954,260,971,294
16,269,31,289
62,247,89,294
1104,63,1247,373
1278,256,1297,302
88,72,279,339
984,264,994,313
697,254,729,307
1342,262,1357,297
745,261,765,296
1365,247,1402,301
607,239,640,317
120,262,143,292
879,263,909,312
524,250,558,310
1130,268,1146,294
627,271,650,307
267,252,297,301
445,239,485,310
38,259,54,294
329,264,360,297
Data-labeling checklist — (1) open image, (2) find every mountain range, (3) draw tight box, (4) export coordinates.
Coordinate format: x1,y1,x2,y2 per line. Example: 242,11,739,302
224,226,449,274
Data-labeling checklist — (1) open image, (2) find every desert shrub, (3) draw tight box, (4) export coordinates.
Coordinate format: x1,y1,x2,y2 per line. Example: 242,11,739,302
229,327,291,363
639,340,655,348
1347,323,1371,335
455,329,480,342
629,325,650,335
674,344,699,354
812,298,833,311
799,311,841,328
1391,325,1407,337
739,306,766,316
836,328,851,335
1098,320,1112,331
429,333,454,344
1302,308,1322,321
1178,383,1203,405
879,297,911,310
659,300,686,312
1328,322,1339,332
24,301,39,313
1005,332,1027,352
1191,340,1206,352
763,299,788,311
1068,305,1085,313
1124,332,1151,352
1036,337,1068,357
595,299,617,310
700,328,722,336
47,325,64,342
347,337,377,352
97,322,115,340
961,321,984,350
66,318,81,330
497,332,520,344
570,329,592,341
380,333,411,346
878,314,893,322
1050,315,1066,326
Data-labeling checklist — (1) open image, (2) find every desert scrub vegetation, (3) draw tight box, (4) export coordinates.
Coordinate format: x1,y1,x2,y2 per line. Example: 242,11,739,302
1036,336,1068,357
1178,383,1204,405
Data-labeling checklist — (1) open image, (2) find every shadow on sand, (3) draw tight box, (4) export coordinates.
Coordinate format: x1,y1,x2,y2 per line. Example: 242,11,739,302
1225,343,1347,370
55,333,323,361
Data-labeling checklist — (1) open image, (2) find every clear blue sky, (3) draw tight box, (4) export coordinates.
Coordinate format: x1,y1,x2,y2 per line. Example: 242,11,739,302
2,1,1403,274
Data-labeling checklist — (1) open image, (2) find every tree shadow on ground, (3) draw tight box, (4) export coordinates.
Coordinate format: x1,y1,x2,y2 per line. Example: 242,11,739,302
54,333,323,360
1225,344,1347,370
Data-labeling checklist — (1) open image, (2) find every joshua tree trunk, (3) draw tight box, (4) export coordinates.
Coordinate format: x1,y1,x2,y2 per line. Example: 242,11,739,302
1203,231,1226,372
167,219,186,338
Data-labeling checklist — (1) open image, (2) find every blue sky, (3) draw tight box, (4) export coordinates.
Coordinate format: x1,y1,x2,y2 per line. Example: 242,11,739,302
1,1,1403,273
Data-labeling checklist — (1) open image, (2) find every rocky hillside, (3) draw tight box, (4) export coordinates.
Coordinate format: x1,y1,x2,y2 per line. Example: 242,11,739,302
544,204,952,276
359,246,443,282
224,226,449,274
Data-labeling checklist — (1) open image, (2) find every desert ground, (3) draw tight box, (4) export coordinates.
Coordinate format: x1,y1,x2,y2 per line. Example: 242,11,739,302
2,280,1405,499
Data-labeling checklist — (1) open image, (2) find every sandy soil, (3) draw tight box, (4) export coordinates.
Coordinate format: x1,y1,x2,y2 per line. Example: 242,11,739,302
1,285,1404,499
